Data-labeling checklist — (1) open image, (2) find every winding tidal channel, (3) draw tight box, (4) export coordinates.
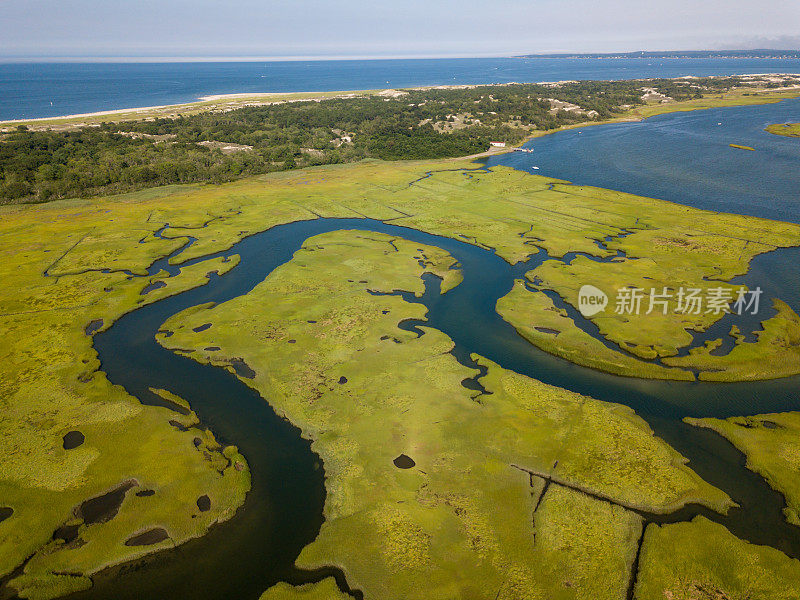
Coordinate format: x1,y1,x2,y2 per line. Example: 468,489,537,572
59,207,800,599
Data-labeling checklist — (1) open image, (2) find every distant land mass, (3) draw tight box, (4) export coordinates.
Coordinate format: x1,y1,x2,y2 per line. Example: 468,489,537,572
518,49,800,59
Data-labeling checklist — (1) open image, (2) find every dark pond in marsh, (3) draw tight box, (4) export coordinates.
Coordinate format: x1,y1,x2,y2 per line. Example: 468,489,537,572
68,99,800,600
62,431,85,450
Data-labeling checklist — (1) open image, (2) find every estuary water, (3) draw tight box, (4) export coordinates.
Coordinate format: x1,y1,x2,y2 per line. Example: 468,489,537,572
2,56,800,120
486,97,800,223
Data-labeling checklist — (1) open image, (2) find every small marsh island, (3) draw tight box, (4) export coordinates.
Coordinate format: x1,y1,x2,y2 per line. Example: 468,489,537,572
2,69,800,600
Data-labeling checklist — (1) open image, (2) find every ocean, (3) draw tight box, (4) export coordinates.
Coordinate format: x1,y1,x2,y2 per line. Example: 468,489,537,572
2,56,800,120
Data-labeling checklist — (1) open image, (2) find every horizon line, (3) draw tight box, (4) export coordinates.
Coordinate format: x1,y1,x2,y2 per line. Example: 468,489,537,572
2,48,799,64
1,52,511,64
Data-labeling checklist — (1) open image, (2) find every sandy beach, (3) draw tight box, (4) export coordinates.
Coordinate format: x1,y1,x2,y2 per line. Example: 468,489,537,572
2,74,798,132
0,80,581,129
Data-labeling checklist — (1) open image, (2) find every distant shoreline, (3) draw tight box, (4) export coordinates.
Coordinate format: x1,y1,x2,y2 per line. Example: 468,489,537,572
0,90,378,126
0,103,187,124
3,73,800,129
0,82,575,126
2,49,798,63
517,49,800,60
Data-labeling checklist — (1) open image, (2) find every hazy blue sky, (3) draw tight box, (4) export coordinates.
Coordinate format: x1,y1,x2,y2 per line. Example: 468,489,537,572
1,0,799,59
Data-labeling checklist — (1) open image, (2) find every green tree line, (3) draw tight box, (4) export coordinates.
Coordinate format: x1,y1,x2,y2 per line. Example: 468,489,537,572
0,78,741,204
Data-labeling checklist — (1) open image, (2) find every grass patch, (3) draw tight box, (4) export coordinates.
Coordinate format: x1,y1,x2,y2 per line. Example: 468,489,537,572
260,578,352,600
664,299,800,381
0,194,252,598
687,412,800,526
634,516,800,600
497,281,694,380
521,190,800,378
530,484,643,600
766,123,800,137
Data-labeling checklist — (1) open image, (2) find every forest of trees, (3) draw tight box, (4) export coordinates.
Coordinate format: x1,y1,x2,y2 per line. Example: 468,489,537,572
0,77,745,204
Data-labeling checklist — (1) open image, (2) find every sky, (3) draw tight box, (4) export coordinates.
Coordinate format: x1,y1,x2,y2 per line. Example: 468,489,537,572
1,0,799,60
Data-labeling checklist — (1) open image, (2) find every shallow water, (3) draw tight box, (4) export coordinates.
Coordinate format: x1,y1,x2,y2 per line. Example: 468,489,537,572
485,97,800,223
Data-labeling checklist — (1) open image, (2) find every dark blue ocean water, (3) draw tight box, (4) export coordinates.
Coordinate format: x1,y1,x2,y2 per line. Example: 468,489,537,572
2,57,800,120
